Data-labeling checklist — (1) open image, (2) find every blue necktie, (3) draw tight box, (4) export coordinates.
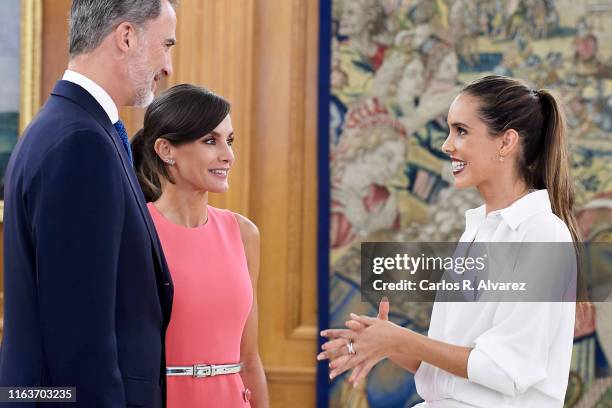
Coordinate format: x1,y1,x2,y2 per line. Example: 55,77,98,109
113,119,133,165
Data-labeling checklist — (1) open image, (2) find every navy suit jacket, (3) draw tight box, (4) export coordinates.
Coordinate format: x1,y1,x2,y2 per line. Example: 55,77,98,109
0,80,173,407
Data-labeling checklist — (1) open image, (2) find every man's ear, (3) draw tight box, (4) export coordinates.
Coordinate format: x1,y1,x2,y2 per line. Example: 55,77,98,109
113,22,138,53
499,128,520,157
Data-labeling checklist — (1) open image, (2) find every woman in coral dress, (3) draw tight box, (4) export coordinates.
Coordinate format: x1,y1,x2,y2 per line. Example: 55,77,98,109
131,84,268,407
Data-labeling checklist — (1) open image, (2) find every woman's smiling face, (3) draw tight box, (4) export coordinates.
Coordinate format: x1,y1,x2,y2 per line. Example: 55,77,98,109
168,114,235,194
442,93,504,189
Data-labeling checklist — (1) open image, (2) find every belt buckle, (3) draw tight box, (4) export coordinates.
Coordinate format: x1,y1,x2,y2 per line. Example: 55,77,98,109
193,364,212,378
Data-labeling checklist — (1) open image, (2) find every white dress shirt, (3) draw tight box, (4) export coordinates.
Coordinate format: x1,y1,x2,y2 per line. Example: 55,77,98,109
413,190,576,408
62,70,119,124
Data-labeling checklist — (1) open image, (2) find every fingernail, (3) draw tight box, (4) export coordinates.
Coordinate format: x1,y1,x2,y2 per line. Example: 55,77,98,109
350,313,358,319
316,354,324,360
381,296,389,302
329,373,335,380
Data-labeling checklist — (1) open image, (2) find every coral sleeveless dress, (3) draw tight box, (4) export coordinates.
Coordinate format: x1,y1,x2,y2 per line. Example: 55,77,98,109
147,203,253,407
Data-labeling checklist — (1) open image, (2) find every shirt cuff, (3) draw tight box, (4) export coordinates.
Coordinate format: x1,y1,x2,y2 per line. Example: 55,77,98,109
467,348,517,397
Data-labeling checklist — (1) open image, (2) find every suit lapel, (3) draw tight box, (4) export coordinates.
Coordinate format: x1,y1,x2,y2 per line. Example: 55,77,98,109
106,128,166,275
51,81,173,308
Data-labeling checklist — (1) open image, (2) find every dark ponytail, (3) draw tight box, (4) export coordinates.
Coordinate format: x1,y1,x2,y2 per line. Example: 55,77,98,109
535,90,581,246
537,90,592,324
131,128,161,202
130,83,231,202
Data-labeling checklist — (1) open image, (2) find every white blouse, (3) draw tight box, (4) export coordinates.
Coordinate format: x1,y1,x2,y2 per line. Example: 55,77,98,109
414,190,576,408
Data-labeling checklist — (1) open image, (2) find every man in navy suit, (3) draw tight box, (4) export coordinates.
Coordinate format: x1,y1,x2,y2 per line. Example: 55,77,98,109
0,1,177,406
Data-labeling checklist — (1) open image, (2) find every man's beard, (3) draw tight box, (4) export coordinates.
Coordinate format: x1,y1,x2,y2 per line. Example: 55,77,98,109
127,47,157,108
133,76,155,107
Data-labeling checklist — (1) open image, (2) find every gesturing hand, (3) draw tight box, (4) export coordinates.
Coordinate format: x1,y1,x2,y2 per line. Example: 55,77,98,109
345,297,389,385
318,298,397,386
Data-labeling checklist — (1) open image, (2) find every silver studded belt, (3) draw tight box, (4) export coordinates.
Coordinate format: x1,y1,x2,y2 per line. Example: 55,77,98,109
166,363,243,378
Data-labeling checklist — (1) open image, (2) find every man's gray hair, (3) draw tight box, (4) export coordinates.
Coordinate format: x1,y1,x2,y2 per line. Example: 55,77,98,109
69,0,176,57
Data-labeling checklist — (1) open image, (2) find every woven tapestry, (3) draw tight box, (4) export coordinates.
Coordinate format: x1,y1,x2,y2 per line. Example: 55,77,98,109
318,1,612,406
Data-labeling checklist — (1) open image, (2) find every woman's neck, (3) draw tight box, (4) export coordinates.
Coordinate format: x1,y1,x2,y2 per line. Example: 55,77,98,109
478,178,531,215
154,185,209,228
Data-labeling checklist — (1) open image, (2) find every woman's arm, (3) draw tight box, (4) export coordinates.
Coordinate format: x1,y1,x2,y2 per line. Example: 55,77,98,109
388,351,421,373
235,214,269,408
392,324,471,378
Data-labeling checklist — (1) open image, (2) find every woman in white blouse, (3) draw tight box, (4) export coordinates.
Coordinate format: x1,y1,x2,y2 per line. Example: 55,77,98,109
318,75,581,408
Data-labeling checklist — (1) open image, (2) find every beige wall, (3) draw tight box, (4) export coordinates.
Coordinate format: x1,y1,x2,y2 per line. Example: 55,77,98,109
3,0,320,406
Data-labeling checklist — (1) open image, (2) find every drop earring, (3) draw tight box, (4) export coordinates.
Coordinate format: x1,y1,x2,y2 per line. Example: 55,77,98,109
164,158,175,165
497,152,505,162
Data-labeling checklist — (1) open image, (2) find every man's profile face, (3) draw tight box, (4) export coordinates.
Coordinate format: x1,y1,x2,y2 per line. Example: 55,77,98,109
127,0,177,107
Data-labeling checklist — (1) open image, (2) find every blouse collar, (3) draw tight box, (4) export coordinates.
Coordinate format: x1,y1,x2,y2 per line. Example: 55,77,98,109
465,189,552,232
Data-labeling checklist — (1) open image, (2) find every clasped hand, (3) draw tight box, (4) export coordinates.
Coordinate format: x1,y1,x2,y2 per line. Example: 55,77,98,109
317,298,402,386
